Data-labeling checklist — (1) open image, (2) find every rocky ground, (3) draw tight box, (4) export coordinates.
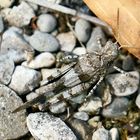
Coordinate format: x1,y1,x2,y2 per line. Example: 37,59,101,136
0,0,140,140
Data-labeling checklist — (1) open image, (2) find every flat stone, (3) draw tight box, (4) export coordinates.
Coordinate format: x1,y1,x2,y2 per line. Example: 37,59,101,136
102,97,129,118
135,92,140,109
27,112,77,140
0,84,28,139
57,31,76,52
9,66,41,95
79,97,102,115
1,1,35,27
0,0,15,8
106,71,139,96
22,52,55,69
0,55,15,85
75,19,91,43
37,14,57,33
86,27,107,53
1,27,34,63
92,127,112,140
73,111,89,121
29,30,60,52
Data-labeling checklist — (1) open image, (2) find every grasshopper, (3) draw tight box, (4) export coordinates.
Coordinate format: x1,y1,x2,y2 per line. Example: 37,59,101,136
13,40,119,113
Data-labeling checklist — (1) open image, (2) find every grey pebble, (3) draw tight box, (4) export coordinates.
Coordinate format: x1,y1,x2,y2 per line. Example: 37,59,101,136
22,52,56,69
73,111,89,121
27,112,77,140
75,19,91,43
37,14,57,33
73,47,87,55
92,127,112,140
0,55,15,85
79,97,102,115
110,128,120,140
0,84,28,139
106,71,139,96
1,1,35,27
29,30,60,52
102,97,129,118
0,16,4,33
0,0,15,8
49,101,67,114
67,118,93,140
9,66,41,95
86,27,107,52
135,92,140,109
122,55,134,71
57,31,76,52
1,27,34,63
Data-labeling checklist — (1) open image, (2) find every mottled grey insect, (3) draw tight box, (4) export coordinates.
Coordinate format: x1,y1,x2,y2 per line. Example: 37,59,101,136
13,40,118,113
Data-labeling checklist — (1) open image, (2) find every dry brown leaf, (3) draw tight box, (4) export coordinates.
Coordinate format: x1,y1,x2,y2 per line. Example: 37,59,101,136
84,0,140,59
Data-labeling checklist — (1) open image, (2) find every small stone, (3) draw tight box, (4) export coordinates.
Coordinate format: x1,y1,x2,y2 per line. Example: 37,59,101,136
102,97,129,118
1,1,35,27
37,14,57,33
92,127,112,140
26,92,38,101
0,16,4,33
73,111,89,121
49,101,67,114
29,30,60,52
27,112,77,140
1,27,34,63
0,84,28,139
0,55,14,85
106,71,139,96
70,92,87,104
122,55,134,71
41,68,59,80
9,66,41,95
73,47,87,55
0,0,14,8
67,118,93,140
135,92,140,109
57,31,76,52
110,128,119,140
79,97,102,114
22,52,55,69
88,116,101,128
86,27,107,52
75,19,91,42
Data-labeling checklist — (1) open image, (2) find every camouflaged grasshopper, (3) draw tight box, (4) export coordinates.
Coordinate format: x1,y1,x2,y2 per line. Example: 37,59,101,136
13,40,119,113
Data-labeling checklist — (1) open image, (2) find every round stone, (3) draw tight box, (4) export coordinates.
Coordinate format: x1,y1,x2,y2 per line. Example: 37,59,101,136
37,14,57,33
29,30,60,52
75,19,91,43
